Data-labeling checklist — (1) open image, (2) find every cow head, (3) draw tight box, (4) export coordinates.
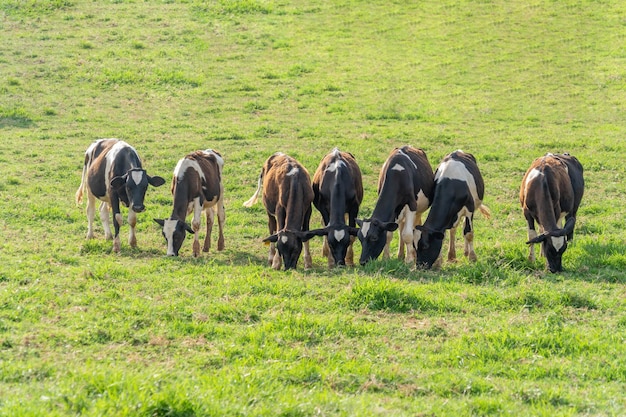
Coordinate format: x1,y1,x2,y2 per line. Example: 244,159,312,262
413,226,445,269
110,169,165,213
308,225,359,267
263,230,318,270
356,218,398,265
154,218,194,256
527,218,575,273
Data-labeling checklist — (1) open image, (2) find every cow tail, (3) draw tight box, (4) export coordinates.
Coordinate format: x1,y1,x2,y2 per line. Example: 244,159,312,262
75,152,90,205
243,171,263,207
478,203,491,219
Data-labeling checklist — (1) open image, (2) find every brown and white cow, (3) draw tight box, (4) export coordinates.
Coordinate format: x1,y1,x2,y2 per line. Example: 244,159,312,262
357,146,435,265
414,150,490,269
154,149,225,257
75,139,166,252
309,148,363,267
243,152,315,270
520,153,584,273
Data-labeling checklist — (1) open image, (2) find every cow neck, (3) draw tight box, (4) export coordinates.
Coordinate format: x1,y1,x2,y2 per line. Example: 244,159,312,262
284,173,307,231
170,179,192,221
535,175,560,232
371,173,403,223
328,172,348,226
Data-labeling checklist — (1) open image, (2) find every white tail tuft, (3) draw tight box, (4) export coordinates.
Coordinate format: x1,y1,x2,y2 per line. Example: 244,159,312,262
478,204,491,219
243,174,262,207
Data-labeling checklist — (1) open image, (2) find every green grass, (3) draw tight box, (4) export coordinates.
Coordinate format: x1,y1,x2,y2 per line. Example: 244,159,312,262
1,0,626,415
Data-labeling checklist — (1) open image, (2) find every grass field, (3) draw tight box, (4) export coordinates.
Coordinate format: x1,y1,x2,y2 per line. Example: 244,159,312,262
1,0,626,415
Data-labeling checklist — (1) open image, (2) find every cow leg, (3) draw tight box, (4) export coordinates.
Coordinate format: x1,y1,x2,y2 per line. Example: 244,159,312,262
216,199,225,251
203,207,214,253
401,210,417,264
525,212,537,262
303,240,313,270
383,231,393,260
448,227,457,262
127,209,137,248
99,202,113,240
463,216,477,262
324,236,335,268
111,197,122,253
268,216,278,267
346,236,356,267
85,193,97,239
191,197,203,257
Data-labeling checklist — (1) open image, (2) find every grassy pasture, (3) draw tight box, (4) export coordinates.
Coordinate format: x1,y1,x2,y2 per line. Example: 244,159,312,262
1,0,626,415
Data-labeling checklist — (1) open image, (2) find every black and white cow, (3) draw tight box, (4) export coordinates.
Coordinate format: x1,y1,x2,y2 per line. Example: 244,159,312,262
309,148,363,267
520,153,584,273
154,149,225,257
414,150,490,269
357,146,435,265
243,152,315,270
76,139,166,252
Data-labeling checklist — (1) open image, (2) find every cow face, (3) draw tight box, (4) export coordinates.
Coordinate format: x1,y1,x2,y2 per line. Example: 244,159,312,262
154,218,194,256
264,230,318,270
356,218,398,265
527,233,568,273
326,225,359,266
414,226,445,269
111,169,165,213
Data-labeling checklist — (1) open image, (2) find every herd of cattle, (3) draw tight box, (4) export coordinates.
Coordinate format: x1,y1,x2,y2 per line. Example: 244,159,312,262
75,139,585,273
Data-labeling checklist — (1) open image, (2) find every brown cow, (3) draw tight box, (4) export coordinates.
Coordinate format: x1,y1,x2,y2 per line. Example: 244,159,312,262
243,152,315,270
520,153,584,273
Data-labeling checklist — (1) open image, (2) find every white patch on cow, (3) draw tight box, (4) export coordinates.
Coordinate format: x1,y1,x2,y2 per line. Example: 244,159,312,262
398,149,418,169
325,159,345,173
391,163,405,172
333,229,346,241
203,149,224,172
413,228,422,244
163,219,177,255
175,158,205,181
436,159,479,201
286,166,299,176
525,168,542,187
105,141,137,185
551,236,565,251
131,170,143,185
416,189,429,213
115,213,123,226
280,235,289,244
361,221,371,237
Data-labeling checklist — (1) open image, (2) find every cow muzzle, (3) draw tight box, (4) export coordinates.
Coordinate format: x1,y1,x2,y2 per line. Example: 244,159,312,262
132,205,146,213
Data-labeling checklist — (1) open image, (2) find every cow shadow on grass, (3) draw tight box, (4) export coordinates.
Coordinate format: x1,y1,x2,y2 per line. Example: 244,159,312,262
564,239,626,283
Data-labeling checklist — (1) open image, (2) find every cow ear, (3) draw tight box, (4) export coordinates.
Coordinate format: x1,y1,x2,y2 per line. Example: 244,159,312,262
148,175,166,187
414,225,427,232
383,222,399,232
348,227,359,236
561,217,576,237
355,218,363,227
527,234,547,244
263,234,279,243
432,231,445,240
184,223,194,234
154,218,165,227
110,175,126,190
298,229,327,242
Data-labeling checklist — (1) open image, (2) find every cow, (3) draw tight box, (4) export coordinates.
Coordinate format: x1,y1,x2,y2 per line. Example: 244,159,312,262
413,150,491,269
243,152,315,270
357,146,435,265
519,153,584,273
75,139,166,252
154,149,225,257
308,148,363,267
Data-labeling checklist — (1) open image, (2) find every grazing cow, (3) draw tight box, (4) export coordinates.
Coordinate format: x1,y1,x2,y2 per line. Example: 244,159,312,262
75,139,166,252
519,153,584,273
309,148,363,267
414,150,491,269
154,150,225,257
243,152,315,270
357,146,435,265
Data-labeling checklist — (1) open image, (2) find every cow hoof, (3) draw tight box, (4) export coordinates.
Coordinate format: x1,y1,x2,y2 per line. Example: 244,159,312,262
217,239,225,251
